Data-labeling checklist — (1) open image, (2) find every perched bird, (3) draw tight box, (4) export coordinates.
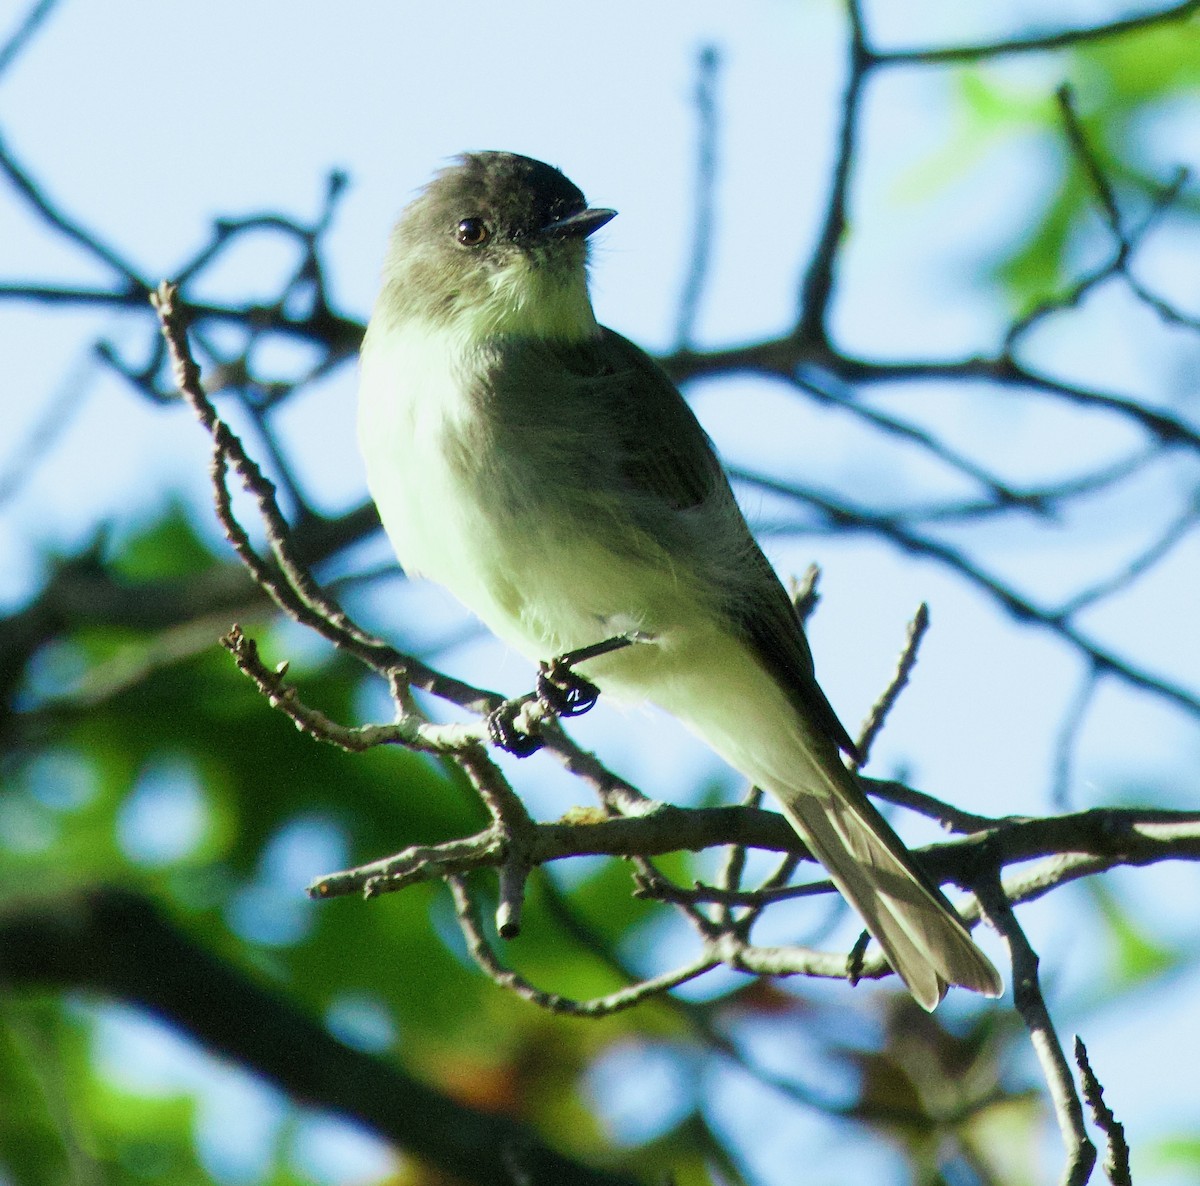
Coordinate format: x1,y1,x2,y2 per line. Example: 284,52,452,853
357,151,1002,1009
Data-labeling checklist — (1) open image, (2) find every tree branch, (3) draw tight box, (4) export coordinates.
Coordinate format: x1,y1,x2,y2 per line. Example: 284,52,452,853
0,887,643,1186
875,0,1200,64
976,877,1096,1186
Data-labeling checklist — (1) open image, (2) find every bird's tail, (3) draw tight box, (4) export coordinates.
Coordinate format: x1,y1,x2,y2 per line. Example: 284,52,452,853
599,626,1002,1009
765,744,1002,1010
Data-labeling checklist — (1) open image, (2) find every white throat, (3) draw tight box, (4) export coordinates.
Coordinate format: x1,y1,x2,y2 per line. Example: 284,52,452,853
465,251,600,342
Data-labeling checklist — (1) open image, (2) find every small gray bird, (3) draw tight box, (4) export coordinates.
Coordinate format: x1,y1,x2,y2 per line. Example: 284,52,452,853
358,151,1002,1009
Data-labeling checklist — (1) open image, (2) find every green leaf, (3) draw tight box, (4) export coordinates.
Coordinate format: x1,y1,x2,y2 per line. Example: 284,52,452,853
109,500,221,582
1088,879,1179,989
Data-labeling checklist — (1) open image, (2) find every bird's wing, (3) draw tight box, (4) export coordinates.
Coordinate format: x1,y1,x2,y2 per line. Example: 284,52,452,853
592,329,860,759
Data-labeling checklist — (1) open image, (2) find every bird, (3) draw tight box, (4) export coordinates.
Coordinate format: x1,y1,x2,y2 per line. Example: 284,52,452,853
356,150,1002,1010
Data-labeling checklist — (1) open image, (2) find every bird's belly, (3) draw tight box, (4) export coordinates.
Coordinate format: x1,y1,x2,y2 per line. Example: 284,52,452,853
381,463,684,673
360,389,521,631
359,356,672,667
357,327,731,702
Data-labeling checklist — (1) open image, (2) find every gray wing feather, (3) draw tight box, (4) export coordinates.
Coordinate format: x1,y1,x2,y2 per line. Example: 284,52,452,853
591,329,860,759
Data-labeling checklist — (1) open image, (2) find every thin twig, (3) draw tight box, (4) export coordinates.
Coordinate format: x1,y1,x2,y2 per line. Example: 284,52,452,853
1050,666,1099,811
713,784,761,930
0,132,148,288
853,602,929,767
789,563,821,623
0,0,60,78
864,778,1000,834
1074,1037,1132,1186
674,45,721,350
976,877,1096,1186
1003,149,1191,353
727,460,1200,719
1056,489,1200,619
455,745,538,937
151,281,500,715
876,0,1200,64
791,368,1045,515
153,285,369,643
534,872,856,1117
446,875,720,1017
1056,84,1123,239
795,0,870,344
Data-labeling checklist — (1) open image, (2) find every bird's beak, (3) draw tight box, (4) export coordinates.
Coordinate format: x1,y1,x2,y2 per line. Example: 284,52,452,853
541,207,617,240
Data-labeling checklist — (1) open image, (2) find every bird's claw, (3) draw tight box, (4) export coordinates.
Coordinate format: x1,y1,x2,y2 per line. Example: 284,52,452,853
486,701,544,757
484,653,604,757
536,661,601,718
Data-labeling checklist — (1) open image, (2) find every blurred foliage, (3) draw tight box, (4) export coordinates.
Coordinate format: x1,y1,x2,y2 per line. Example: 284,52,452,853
946,22,1200,313
1086,880,1180,992
0,509,716,1183
836,997,1041,1186
0,492,1060,1185
1152,1133,1200,1180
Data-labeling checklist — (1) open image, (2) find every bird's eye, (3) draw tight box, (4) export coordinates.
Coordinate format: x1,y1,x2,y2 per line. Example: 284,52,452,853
456,218,490,247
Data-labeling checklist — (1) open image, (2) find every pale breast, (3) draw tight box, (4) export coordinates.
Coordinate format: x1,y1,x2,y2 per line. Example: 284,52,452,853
356,319,713,671
358,322,526,621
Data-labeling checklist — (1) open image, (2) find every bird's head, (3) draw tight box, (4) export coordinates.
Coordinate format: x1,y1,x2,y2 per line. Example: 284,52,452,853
377,151,616,341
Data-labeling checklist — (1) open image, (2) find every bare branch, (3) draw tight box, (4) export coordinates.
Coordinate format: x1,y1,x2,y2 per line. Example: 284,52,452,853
976,877,1096,1186
154,283,374,644
1050,665,1100,811
865,777,1000,834
787,369,1047,515
455,745,538,937
218,624,488,754
151,282,499,714
1056,487,1200,619
853,603,929,767
1056,84,1123,238
446,875,720,1017
739,460,1200,719
875,0,1200,64
674,44,722,350
0,131,148,289
1075,1037,1132,1186
307,789,1200,1020
0,0,61,79
794,0,869,345
788,563,821,623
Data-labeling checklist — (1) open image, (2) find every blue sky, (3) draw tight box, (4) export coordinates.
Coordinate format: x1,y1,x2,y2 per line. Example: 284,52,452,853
3,1,1200,1183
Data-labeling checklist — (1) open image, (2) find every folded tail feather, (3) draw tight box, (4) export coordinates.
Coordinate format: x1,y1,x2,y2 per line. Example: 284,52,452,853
765,746,1002,1010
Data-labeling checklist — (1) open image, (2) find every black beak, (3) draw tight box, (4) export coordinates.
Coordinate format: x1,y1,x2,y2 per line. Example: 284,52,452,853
541,207,617,240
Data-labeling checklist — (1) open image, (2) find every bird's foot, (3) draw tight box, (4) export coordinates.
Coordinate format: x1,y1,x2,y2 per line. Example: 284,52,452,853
486,700,545,757
536,659,601,718
485,634,647,757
